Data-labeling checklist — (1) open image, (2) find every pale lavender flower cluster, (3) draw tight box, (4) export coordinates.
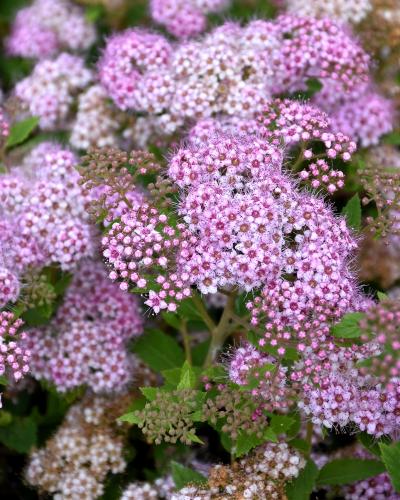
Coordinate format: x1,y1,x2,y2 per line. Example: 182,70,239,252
0,312,30,385
284,0,373,25
6,0,96,59
15,53,92,129
150,0,231,38
98,16,370,137
25,260,143,393
0,143,95,307
70,85,123,150
329,88,394,148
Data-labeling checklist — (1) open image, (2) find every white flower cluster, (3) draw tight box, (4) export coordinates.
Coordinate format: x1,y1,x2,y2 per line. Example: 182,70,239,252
172,442,305,499
121,476,174,499
285,0,372,25
15,53,92,129
25,396,127,500
70,85,123,150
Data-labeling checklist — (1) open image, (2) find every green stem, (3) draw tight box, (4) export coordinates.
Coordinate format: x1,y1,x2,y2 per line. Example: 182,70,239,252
203,290,238,368
180,319,192,365
192,291,217,333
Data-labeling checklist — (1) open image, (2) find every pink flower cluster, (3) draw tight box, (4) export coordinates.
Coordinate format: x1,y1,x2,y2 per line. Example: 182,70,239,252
299,371,400,437
359,299,400,383
6,0,96,59
229,344,291,412
103,129,361,315
15,53,92,129
190,99,357,192
150,0,231,38
314,83,394,147
98,29,173,111
98,16,369,136
25,260,143,393
0,143,95,307
0,312,30,384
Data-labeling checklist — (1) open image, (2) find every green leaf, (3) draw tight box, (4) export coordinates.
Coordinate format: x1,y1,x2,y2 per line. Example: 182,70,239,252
263,427,278,442
342,194,362,230
192,339,210,367
186,432,204,444
0,417,37,453
177,298,204,322
118,412,143,425
317,459,386,486
0,375,7,386
171,461,207,490
234,431,264,458
377,291,389,302
331,312,364,339
0,411,12,427
290,438,311,455
177,361,197,390
270,414,296,436
358,432,391,458
162,367,182,388
22,303,54,326
380,441,400,492
286,459,319,500
162,311,181,329
140,387,158,401
133,329,185,371
6,116,39,148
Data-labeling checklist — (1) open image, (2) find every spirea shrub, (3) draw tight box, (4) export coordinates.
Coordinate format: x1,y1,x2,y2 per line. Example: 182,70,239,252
0,0,400,499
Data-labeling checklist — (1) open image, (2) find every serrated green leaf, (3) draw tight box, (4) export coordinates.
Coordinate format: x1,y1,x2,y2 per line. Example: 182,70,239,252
133,329,185,371
178,361,197,390
286,459,319,500
140,387,158,401
270,414,296,435
22,303,54,326
379,441,400,492
358,432,391,458
118,412,143,425
162,367,182,388
203,365,227,381
317,459,385,486
6,116,39,148
186,432,204,444
342,194,362,230
171,461,207,490
331,312,364,339
264,427,278,442
0,417,37,453
234,431,264,458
